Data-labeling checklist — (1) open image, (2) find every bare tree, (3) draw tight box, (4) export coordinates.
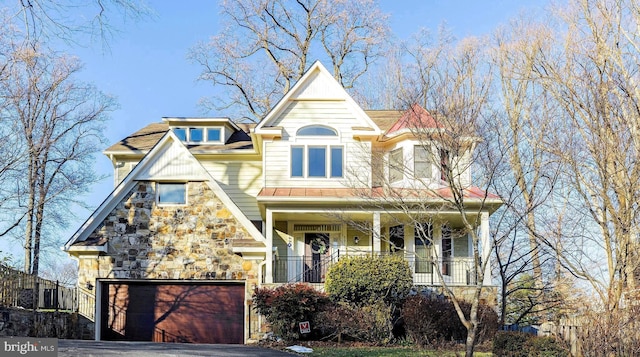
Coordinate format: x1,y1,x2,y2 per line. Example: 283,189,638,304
344,36,500,356
189,0,390,122
487,16,569,326
39,257,78,287
0,47,116,275
532,0,640,311
10,0,151,48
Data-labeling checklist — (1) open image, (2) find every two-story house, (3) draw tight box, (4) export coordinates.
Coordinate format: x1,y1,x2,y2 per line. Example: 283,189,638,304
64,61,501,344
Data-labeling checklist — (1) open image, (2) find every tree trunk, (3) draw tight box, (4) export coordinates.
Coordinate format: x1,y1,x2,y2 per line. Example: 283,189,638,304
465,322,478,357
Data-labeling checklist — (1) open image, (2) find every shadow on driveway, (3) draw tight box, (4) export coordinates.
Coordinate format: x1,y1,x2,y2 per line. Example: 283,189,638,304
58,340,296,356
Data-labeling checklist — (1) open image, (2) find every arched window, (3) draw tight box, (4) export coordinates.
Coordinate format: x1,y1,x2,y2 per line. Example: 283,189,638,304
296,125,337,136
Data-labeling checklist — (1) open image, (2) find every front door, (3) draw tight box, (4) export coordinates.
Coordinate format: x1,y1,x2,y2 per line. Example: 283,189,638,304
304,233,330,283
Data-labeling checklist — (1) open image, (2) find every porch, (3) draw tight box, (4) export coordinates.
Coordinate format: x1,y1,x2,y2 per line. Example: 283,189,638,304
269,251,478,286
261,208,492,287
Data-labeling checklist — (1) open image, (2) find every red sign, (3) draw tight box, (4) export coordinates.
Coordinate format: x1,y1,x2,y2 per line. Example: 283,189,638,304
299,321,311,334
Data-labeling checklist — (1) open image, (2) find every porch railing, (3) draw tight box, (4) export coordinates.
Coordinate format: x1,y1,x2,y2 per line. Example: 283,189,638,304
272,252,477,286
408,256,477,286
273,250,340,284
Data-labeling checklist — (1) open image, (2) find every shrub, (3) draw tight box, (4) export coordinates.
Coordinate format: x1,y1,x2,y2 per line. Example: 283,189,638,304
324,255,413,308
492,331,531,357
524,336,568,357
402,295,498,347
492,331,568,357
403,295,463,346
253,283,330,341
462,300,499,343
317,301,394,344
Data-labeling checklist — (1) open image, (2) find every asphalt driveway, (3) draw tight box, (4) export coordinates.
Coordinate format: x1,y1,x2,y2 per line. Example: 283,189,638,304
58,340,296,356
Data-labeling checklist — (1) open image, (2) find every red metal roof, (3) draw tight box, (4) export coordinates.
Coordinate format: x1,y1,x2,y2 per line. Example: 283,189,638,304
385,104,443,135
258,186,500,201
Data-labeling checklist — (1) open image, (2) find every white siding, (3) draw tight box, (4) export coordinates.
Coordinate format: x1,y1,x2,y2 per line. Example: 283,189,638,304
136,140,209,181
263,100,372,188
291,69,347,100
201,160,263,221
114,160,139,186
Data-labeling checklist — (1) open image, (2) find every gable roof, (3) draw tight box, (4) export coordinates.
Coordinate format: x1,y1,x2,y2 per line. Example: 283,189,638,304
65,130,265,251
254,61,382,135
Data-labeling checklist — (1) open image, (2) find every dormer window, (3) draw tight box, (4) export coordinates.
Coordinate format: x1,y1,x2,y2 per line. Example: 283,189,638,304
207,128,221,141
172,127,224,144
174,128,187,141
190,128,204,142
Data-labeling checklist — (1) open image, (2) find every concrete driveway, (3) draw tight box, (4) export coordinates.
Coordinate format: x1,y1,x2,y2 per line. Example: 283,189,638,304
58,340,296,356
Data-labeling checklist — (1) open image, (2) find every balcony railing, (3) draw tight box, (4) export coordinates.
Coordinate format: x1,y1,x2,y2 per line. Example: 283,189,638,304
272,252,477,286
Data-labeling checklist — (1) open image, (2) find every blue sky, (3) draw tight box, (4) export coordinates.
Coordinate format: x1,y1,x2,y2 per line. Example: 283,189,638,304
50,0,551,263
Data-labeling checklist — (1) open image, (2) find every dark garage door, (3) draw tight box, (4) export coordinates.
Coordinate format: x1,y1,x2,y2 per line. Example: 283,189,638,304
101,281,244,344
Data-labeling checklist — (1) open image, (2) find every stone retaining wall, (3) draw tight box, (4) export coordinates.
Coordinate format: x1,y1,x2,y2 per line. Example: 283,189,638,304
0,307,93,339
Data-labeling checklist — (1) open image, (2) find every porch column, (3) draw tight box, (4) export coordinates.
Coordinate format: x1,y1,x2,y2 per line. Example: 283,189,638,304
373,211,381,253
480,211,491,286
265,209,273,284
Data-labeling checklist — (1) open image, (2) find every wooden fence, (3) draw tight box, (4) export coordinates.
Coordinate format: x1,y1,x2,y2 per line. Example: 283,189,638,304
0,264,94,321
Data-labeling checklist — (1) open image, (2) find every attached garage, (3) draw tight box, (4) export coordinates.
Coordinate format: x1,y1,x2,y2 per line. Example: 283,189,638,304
98,280,245,344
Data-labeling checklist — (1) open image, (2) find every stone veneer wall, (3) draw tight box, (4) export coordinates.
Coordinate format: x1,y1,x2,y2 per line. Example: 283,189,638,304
77,180,259,289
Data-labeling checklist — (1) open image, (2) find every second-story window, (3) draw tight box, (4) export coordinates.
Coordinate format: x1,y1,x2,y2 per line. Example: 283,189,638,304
291,146,343,178
291,125,342,178
389,148,403,183
414,145,432,178
440,148,450,181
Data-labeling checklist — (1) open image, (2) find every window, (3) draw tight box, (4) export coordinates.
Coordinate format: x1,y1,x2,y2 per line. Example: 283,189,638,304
414,145,432,178
190,128,204,142
297,125,337,136
389,225,404,253
441,225,452,275
308,146,327,177
415,222,433,273
290,145,344,178
389,148,403,182
291,147,304,177
207,128,221,142
157,183,187,205
173,128,187,141
331,147,343,177
172,127,223,143
440,148,450,181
